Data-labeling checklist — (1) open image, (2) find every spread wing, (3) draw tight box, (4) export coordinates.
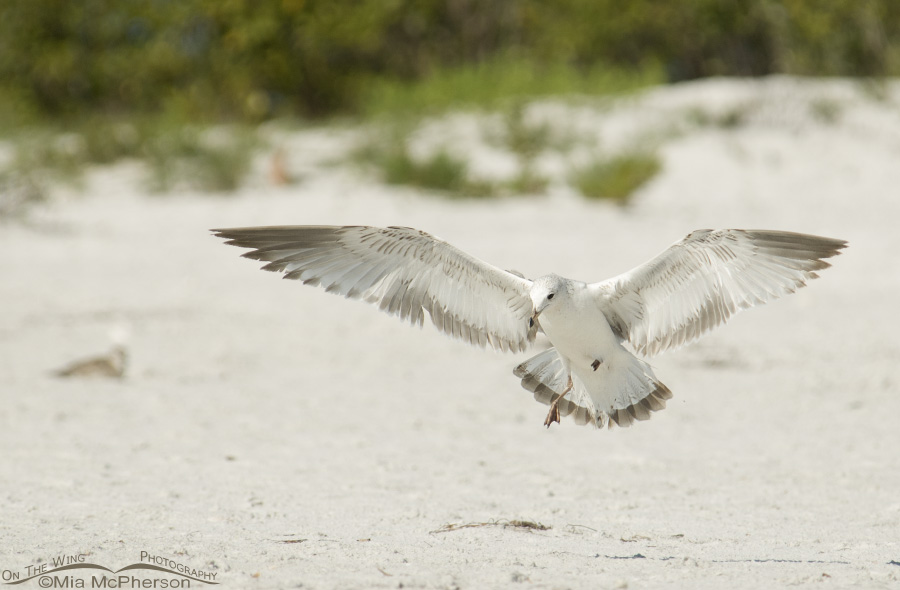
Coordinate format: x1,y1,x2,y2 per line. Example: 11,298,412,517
593,229,847,357
213,225,537,352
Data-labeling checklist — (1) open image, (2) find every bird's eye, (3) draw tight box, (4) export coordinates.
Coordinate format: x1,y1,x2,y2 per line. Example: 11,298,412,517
547,293,554,300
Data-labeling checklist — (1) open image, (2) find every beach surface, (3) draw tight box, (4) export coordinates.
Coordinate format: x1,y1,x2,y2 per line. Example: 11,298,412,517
2,77,899,589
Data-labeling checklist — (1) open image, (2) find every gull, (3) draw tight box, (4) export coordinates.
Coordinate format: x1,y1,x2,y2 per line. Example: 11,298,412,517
53,345,128,379
213,226,846,430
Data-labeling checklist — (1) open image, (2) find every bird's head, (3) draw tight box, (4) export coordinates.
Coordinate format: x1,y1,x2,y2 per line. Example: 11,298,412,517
530,274,568,317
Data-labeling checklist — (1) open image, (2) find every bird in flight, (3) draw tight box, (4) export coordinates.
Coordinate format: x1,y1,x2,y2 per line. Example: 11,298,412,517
213,226,845,430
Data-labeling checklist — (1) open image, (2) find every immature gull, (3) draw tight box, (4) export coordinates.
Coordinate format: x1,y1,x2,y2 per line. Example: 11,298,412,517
213,226,846,429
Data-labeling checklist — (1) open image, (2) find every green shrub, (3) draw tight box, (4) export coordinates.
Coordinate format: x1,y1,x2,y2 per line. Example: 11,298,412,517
572,153,662,203
809,99,843,124
356,135,501,198
4,117,258,194
142,126,258,192
363,57,662,117
505,170,549,195
382,150,468,193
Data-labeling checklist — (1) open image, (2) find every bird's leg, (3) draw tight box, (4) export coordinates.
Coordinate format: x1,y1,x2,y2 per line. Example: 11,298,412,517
544,376,574,428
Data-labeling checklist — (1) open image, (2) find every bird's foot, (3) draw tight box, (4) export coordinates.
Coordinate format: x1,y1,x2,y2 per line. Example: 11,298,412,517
543,376,574,429
543,402,561,428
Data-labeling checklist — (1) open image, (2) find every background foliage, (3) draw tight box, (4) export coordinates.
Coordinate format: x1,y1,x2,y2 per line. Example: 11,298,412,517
1,0,898,125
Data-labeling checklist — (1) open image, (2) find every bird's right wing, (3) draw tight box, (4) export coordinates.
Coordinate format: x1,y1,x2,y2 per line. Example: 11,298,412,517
213,225,538,352
592,229,847,356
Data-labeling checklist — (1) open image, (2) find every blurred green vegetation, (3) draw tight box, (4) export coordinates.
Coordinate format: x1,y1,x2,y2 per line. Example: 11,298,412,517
572,153,662,202
363,57,662,117
1,114,258,194
356,139,534,199
382,149,473,194
0,0,897,203
1,0,897,126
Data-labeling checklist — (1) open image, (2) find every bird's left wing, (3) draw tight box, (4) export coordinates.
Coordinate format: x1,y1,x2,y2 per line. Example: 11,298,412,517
213,225,537,352
592,229,847,357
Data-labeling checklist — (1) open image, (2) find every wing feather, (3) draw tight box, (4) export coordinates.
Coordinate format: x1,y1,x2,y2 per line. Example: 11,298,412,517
593,229,846,356
213,225,536,352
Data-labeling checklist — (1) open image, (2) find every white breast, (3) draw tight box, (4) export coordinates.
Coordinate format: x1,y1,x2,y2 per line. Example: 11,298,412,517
539,286,621,370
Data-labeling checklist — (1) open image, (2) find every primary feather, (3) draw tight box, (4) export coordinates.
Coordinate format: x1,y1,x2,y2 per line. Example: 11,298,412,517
594,229,847,357
213,225,537,353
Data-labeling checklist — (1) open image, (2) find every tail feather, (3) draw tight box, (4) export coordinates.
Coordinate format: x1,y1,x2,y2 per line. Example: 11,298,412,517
514,347,672,429
514,349,595,426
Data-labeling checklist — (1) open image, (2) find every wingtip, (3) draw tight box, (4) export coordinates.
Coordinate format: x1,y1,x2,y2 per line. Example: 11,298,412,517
820,235,849,253
210,228,235,241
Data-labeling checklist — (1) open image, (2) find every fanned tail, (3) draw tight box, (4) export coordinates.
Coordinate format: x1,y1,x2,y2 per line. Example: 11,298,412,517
597,355,673,428
514,347,673,429
514,348,595,426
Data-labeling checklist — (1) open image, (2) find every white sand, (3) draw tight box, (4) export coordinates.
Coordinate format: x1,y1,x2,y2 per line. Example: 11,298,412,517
2,77,899,589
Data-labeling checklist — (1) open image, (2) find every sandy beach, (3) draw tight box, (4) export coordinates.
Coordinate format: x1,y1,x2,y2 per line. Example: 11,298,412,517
1,77,899,589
